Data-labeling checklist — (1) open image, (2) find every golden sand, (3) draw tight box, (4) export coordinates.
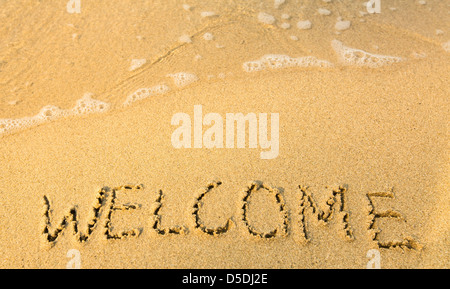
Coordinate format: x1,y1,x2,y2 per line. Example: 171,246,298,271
0,0,448,268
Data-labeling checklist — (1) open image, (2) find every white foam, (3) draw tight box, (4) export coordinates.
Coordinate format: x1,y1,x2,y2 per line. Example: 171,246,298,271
167,72,199,88
183,4,191,11
331,40,403,68
243,54,333,72
123,85,170,106
443,41,450,52
0,94,110,135
129,59,146,72
201,11,217,18
274,0,286,9
258,12,276,25
297,20,312,30
281,14,291,20
411,52,427,59
203,33,214,41
335,20,351,31
179,34,192,43
242,61,266,73
72,94,110,115
280,22,291,29
318,8,331,16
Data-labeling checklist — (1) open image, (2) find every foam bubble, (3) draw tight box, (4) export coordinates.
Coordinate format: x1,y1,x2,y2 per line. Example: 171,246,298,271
280,22,291,29
0,94,110,136
242,61,266,73
243,54,333,72
335,20,351,31
258,12,276,25
167,72,199,88
274,0,286,9
443,41,450,52
73,93,110,115
331,40,403,68
179,34,192,43
411,52,427,59
318,8,331,16
124,85,170,106
129,59,146,72
201,11,217,18
203,33,214,41
37,105,66,121
297,20,312,30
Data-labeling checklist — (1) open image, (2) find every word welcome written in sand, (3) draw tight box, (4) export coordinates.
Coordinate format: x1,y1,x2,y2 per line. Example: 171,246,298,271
40,182,422,251
171,105,279,159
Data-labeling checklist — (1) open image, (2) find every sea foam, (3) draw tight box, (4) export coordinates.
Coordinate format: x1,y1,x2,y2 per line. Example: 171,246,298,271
335,20,351,31
203,33,214,41
179,34,192,43
274,0,286,9
167,72,199,88
201,11,217,18
0,94,110,135
443,41,450,52
124,85,170,106
129,59,147,72
297,20,312,30
332,40,403,68
258,12,276,25
243,54,333,72
318,8,331,16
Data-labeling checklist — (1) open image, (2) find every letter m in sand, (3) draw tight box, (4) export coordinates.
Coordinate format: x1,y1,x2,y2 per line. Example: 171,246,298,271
296,185,354,244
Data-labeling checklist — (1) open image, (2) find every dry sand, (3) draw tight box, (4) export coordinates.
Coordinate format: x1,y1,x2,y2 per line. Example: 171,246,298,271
0,0,448,268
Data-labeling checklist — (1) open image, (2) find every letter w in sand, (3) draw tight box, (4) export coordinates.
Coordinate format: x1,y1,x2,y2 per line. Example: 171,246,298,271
41,188,107,248
41,186,141,248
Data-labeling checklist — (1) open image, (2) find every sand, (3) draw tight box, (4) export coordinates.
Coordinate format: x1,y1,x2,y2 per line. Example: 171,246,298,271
0,0,448,269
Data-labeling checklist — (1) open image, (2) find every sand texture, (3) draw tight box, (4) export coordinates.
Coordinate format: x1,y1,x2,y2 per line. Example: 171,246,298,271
0,0,448,268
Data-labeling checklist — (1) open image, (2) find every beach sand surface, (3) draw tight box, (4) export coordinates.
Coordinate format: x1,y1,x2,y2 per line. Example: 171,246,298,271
0,0,448,268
